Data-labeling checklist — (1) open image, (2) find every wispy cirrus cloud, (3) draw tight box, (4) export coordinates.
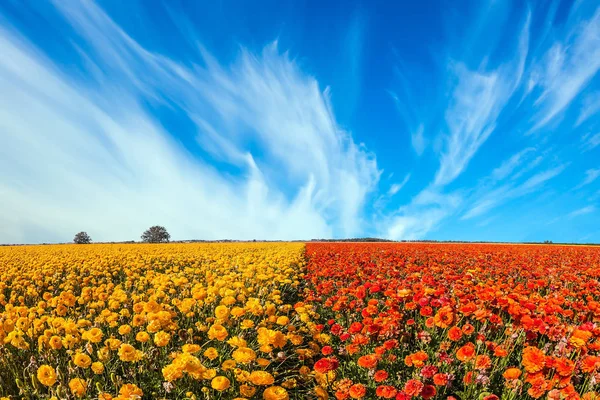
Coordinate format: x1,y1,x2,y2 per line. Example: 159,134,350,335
462,162,567,220
576,168,600,189
581,132,600,151
568,205,596,218
386,1,600,240
491,148,535,181
388,173,411,196
529,8,600,131
0,1,379,243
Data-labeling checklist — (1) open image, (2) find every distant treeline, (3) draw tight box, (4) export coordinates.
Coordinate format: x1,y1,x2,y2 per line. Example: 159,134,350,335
2,239,599,246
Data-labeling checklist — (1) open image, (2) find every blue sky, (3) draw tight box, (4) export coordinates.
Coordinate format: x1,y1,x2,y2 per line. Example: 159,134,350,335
0,0,599,243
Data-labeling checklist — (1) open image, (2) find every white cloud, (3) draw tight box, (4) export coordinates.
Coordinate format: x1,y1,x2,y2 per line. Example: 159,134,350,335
491,147,535,181
0,3,379,243
385,187,462,240
434,12,530,186
461,164,567,220
576,168,600,189
576,92,600,126
388,173,411,196
568,205,596,218
582,132,600,151
411,125,426,156
529,8,600,130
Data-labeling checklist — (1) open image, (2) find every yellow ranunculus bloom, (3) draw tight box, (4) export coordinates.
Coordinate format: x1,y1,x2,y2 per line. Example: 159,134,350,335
249,370,275,386
153,331,170,347
211,376,231,391
36,365,57,386
232,347,257,363
73,353,92,368
68,378,87,398
263,386,289,400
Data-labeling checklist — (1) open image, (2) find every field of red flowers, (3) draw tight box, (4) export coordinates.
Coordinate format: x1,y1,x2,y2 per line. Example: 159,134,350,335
304,243,600,400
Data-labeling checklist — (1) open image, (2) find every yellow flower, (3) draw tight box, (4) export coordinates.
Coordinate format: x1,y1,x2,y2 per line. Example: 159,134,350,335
135,331,150,343
119,383,143,399
207,324,228,341
232,347,257,363
227,336,248,348
154,331,171,347
249,370,275,386
315,386,329,400
240,319,255,329
68,378,87,398
118,343,141,362
215,305,230,319
203,347,219,360
182,343,201,353
49,335,62,350
263,386,289,400
84,327,103,343
211,376,231,391
257,358,271,367
276,316,289,326
222,359,236,370
91,361,104,374
240,384,257,397
36,365,57,386
105,338,121,350
118,324,131,335
162,363,183,382
97,346,111,361
73,352,92,368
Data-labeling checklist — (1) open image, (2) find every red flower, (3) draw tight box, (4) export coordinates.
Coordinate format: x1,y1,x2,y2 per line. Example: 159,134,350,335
314,357,339,374
420,385,436,399
375,386,398,398
374,370,389,382
403,380,424,396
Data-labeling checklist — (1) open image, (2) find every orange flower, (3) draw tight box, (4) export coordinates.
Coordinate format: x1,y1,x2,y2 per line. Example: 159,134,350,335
433,373,449,386
456,342,475,362
494,345,508,357
503,368,522,380
522,346,546,373
475,354,492,370
357,354,378,369
554,357,574,377
462,324,475,335
403,380,423,396
433,306,454,328
570,329,593,348
447,326,462,341
375,385,397,398
404,351,428,368
582,393,600,400
349,384,367,399
374,370,388,382
581,356,600,374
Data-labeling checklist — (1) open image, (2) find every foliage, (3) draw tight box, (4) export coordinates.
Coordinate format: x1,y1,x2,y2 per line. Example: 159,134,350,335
141,226,170,243
73,232,92,244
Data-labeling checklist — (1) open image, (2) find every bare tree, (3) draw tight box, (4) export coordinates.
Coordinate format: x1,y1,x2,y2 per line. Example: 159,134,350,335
141,226,170,243
73,232,92,244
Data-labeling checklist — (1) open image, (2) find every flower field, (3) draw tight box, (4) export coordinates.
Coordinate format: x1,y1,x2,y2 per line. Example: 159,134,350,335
1,242,600,399
0,243,316,399
304,243,600,400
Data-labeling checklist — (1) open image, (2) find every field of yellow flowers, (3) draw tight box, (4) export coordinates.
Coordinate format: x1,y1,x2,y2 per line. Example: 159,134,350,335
1,242,600,400
0,243,319,400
